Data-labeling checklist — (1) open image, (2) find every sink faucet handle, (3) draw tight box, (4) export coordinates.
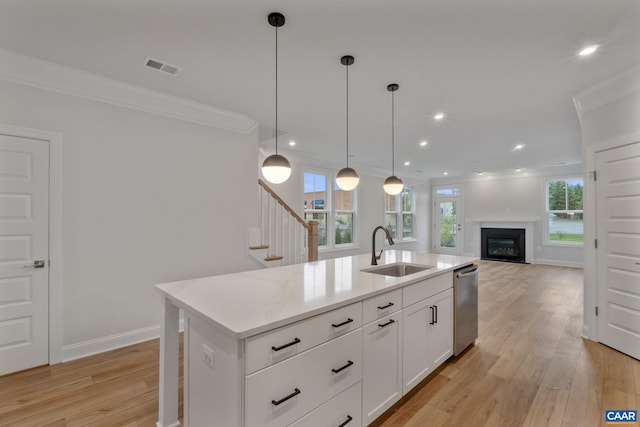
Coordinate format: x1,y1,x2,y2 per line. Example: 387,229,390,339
376,250,383,260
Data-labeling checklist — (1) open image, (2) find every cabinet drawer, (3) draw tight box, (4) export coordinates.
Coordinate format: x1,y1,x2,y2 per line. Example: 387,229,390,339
289,382,362,427
246,328,363,427
245,302,362,374
362,289,402,324
403,273,451,307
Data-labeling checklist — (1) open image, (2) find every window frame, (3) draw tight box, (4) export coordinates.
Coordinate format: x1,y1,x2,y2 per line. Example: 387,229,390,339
544,176,584,247
385,186,416,241
303,169,357,251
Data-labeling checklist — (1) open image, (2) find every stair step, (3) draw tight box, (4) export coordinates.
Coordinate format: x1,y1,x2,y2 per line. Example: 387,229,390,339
264,255,284,261
249,245,269,250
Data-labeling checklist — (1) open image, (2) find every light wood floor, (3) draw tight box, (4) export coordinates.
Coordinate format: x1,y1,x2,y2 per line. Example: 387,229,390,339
1,261,638,426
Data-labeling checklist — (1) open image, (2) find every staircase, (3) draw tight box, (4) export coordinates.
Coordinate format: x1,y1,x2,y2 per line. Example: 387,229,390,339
248,179,318,268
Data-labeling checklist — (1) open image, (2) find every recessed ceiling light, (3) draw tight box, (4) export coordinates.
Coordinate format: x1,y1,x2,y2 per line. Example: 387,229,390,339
420,140,428,147
434,113,445,121
515,168,522,172
513,144,525,150
288,140,296,146
477,172,485,176
443,172,448,176
578,44,599,57
404,161,410,166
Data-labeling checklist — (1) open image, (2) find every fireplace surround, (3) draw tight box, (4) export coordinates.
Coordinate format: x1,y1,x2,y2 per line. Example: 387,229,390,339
481,227,526,263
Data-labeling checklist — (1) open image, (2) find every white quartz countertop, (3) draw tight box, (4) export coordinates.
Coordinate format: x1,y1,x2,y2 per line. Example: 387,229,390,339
156,251,477,339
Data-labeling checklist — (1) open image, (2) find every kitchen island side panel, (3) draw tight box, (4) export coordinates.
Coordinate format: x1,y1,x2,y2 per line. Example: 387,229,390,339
187,313,244,427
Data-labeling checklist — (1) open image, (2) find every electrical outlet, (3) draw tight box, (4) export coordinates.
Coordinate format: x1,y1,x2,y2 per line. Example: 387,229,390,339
202,343,215,369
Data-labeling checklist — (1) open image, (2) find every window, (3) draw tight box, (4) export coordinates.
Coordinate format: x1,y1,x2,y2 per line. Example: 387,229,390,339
303,171,356,249
546,178,583,244
385,186,415,240
334,184,355,245
435,187,460,196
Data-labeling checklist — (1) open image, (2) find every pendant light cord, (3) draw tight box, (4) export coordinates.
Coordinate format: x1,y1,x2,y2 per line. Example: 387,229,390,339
391,89,395,176
346,62,349,168
275,24,279,155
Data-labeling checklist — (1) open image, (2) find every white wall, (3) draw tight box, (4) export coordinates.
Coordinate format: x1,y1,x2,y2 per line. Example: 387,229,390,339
0,80,260,356
432,169,584,267
575,63,640,341
259,156,431,261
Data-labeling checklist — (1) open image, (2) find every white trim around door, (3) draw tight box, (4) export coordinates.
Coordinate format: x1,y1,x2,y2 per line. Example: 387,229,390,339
0,123,63,366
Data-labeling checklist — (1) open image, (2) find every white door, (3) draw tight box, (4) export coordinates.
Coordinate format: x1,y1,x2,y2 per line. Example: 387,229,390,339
596,142,640,360
362,313,402,424
402,298,430,394
434,197,462,255
0,134,49,375
427,289,453,367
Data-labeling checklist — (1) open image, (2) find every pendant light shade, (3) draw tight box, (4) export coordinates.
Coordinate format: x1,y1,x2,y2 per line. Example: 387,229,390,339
383,175,404,195
262,153,292,184
261,12,291,184
384,83,404,195
336,55,359,191
336,167,359,191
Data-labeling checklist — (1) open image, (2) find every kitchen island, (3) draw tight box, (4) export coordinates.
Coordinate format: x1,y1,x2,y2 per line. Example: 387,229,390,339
156,250,477,427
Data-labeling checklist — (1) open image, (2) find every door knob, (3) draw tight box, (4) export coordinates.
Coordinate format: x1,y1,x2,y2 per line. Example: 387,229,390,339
24,260,45,269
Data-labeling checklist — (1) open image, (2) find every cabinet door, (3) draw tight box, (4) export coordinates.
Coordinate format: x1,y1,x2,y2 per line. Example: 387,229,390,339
428,288,453,368
362,312,402,425
402,298,431,395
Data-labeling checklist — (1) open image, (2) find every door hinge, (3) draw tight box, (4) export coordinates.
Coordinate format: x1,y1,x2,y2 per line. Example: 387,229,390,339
595,306,599,316
593,170,597,181
594,239,598,249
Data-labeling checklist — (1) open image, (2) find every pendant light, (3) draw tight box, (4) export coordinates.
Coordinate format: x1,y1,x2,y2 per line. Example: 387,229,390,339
336,55,359,191
261,12,291,184
384,83,404,195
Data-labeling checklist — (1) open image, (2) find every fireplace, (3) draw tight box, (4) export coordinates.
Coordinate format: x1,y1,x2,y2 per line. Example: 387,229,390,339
481,228,526,263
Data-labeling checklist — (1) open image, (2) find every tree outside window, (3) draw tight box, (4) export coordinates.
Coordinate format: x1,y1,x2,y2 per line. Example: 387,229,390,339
547,178,583,243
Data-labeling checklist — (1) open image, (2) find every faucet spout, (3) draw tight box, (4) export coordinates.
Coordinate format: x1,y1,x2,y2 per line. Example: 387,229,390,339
372,225,395,265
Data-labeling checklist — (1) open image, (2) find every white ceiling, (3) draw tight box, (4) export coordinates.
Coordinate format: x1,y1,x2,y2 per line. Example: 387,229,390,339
1,0,639,180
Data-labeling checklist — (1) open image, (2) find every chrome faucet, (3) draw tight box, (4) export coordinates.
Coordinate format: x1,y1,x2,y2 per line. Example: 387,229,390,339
372,226,395,265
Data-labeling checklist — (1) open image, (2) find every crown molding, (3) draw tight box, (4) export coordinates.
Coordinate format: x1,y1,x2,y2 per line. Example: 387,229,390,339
0,48,257,133
573,63,640,121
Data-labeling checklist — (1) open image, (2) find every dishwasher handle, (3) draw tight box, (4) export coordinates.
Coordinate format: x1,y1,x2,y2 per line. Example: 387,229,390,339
456,265,478,278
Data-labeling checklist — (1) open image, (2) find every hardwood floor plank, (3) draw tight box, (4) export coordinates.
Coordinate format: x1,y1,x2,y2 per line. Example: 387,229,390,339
1,261,638,426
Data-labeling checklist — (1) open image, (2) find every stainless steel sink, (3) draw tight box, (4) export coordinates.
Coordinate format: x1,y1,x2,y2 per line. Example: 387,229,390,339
362,262,434,277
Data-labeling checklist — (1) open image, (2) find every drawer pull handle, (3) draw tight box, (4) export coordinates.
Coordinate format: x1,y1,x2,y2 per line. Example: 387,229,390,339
378,319,395,328
271,338,301,352
332,318,354,328
331,360,354,373
271,388,301,406
338,415,353,427
429,306,435,325
378,302,394,310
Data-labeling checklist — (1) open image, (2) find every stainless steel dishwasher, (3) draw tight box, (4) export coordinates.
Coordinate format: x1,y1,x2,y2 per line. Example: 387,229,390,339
453,264,479,356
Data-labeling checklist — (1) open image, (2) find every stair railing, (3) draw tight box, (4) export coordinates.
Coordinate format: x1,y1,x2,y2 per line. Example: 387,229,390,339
258,179,318,264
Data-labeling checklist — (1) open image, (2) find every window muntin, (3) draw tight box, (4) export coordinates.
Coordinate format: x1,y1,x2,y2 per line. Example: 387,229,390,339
546,178,583,244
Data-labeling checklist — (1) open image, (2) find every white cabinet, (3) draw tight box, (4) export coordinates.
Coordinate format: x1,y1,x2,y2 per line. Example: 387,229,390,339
402,288,453,394
246,328,362,427
289,382,361,427
362,311,402,425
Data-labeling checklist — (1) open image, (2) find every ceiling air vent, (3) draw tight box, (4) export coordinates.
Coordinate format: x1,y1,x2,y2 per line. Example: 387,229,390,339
143,57,181,76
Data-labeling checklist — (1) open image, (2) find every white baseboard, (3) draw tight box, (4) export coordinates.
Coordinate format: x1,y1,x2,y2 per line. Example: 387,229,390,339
534,258,584,268
62,319,185,362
